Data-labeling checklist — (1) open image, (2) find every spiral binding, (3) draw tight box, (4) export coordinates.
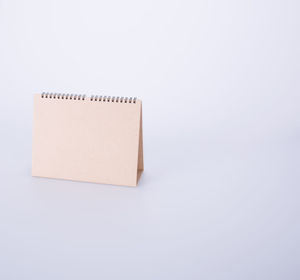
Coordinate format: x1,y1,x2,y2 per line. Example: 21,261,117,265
41,92,86,100
41,92,137,103
90,95,137,103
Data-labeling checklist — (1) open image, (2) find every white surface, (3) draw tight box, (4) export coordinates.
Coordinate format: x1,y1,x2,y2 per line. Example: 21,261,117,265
0,0,299,279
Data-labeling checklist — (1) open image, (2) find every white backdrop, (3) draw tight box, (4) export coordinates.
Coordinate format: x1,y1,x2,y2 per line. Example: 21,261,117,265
0,0,299,279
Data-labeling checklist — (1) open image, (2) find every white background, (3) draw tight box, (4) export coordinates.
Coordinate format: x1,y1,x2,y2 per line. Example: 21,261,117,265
0,0,299,279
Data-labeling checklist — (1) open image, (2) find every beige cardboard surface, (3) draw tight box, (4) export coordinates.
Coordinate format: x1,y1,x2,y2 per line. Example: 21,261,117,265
32,94,143,186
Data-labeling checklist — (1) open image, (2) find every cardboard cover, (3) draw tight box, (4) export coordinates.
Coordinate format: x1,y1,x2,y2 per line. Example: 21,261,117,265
32,94,143,186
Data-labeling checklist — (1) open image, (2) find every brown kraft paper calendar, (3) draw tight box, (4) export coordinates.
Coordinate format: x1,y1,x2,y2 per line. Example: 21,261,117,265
32,93,144,187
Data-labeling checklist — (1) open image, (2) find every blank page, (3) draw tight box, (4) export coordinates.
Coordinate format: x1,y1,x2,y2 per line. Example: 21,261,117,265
32,94,142,186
